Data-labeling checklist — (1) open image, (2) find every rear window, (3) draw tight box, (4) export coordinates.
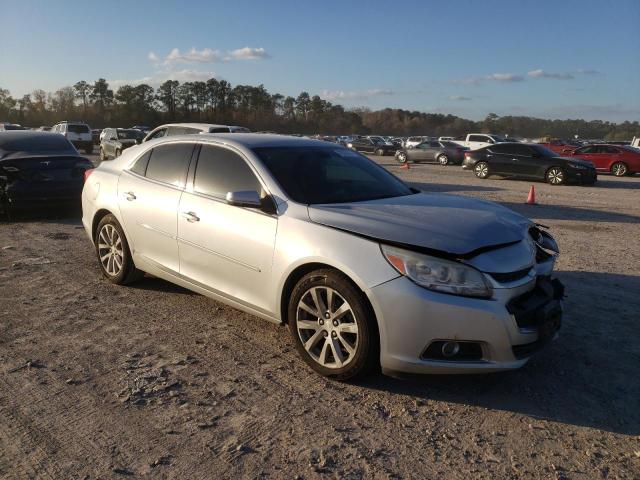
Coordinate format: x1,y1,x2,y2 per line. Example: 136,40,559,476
67,124,90,133
0,133,75,153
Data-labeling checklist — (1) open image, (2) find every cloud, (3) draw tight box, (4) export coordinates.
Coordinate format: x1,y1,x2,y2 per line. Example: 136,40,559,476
452,73,524,85
528,69,574,80
448,95,472,101
151,47,270,65
486,73,525,82
228,47,270,60
320,88,395,101
576,69,601,75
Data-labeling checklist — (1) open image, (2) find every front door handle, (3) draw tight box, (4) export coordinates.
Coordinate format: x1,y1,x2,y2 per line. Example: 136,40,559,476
511,158,519,162
124,191,136,201
181,211,200,223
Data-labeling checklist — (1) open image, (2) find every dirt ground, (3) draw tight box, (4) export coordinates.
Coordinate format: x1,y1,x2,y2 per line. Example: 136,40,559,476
1,154,639,479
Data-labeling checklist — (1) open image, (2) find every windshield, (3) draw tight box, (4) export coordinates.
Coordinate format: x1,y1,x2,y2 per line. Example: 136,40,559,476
253,146,414,204
117,129,142,139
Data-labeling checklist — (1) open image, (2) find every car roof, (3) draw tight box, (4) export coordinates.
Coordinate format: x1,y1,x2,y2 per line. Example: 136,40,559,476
155,132,336,149
155,123,243,130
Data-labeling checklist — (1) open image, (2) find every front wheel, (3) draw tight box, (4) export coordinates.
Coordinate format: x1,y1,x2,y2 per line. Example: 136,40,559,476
610,162,628,176
288,269,378,380
474,161,490,179
396,152,408,164
546,167,565,185
376,148,385,156
95,214,144,285
99,147,107,162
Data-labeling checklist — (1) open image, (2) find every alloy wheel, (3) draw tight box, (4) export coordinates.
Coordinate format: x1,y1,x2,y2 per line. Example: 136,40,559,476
397,152,407,163
611,162,627,176
296,286,358,369
97,224,124,276
475,162,489,178
438,155,449,165
547,168,564,185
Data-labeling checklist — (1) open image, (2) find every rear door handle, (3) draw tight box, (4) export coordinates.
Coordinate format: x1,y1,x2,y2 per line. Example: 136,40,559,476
181,211,200,223
512,158,519,162
124,191,136,201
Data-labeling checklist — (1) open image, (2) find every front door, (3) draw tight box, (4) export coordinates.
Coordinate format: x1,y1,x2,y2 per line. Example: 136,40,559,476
177,143,277,313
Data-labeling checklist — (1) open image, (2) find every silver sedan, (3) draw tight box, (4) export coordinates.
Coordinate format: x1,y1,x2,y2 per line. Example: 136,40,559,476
82,134,563,379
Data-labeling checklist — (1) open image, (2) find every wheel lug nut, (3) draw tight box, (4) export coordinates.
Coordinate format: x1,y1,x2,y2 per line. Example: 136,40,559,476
333,320,338,327
319,319,324,325
323,331,328,338
331,331,337,338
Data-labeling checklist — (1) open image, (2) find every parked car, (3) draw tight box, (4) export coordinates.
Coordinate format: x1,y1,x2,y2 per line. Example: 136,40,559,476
143,123,251,142
395,140,468,165
536,139,581,155
131,125,151,134
0,123,26,131
92,129,103,145
51,121,93,154
568,144,640,176
463,143,596,185
0,131,93,217
99,128,144,162
453,133,506,150
347,137,398,156
82,134,563,379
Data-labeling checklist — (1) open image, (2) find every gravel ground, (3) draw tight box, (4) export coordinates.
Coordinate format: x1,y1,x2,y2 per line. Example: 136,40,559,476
1,154,639,479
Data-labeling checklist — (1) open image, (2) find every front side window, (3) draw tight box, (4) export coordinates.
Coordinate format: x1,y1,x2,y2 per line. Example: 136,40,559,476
194,145,261,199
68,124,90,133
144,143,194,188
209,127,232,133
253,146,413,204
469,135,488,142
148,128,167,140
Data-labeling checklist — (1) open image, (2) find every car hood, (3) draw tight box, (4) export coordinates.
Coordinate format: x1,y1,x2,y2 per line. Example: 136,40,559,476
307,193,531,257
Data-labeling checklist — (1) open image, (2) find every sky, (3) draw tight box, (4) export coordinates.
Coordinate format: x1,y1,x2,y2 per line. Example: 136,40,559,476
1,0,639,122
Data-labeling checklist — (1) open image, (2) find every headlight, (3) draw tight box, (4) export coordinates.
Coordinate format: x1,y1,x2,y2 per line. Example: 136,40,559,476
381,245,493,298
568,162,587,169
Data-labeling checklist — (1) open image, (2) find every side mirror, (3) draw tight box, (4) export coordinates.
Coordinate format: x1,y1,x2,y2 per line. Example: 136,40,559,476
226,190,262,208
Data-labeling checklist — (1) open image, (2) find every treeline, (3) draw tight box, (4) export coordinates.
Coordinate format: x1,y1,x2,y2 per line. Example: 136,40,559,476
1,78,638,140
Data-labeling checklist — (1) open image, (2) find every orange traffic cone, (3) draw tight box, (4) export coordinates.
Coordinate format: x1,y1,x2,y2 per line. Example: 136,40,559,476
400,162,410,170
525,185,537,204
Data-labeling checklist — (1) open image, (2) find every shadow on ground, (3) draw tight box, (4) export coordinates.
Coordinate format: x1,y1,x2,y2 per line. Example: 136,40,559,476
410,181,505,193
356,271,640,436
501,202,640,223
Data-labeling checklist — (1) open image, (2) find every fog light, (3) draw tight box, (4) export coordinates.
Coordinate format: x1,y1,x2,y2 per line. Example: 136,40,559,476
441,341,460,358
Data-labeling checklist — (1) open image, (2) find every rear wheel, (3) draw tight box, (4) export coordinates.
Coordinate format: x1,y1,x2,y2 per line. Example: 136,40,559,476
610,162,628,176
474,161,490,179
115,149,122,158
396,151,408,164
99,147,107,162
288,269,378,380
376,148,385,156
437,154,449,165
546,167,565,185
95,214,144,285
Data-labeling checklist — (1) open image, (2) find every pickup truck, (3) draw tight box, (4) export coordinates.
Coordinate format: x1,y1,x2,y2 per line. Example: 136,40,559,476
452,134,506,150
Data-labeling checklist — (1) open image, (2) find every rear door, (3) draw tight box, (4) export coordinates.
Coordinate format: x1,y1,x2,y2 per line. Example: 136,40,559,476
177,143,277,313
484,144,514,175
572,146,600,168
118,142,196,273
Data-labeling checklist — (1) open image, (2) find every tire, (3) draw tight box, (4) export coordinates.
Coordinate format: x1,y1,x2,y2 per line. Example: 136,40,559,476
99,148,107,162
610,162,628,177
474,161,490,179
287,269,378,380
396,152,408,164
546,167,565,185
95,214,144,285
437,154,449,166
115,149,121,158
376,148,385,156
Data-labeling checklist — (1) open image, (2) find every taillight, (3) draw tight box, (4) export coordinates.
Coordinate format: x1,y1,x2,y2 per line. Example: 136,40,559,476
464,151,472,158
84,169,94,182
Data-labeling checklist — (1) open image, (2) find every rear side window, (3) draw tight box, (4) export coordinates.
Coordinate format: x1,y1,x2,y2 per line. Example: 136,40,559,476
209,127,231,133
130,150,151,176
469,135,488,142
144,143,194,188
68,124,90,133
194,145,261,199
